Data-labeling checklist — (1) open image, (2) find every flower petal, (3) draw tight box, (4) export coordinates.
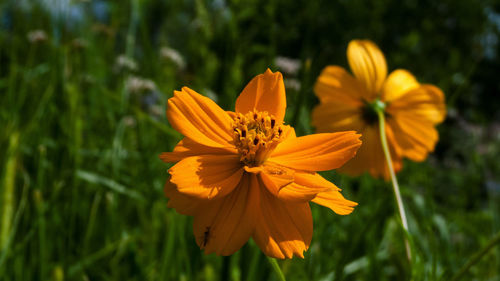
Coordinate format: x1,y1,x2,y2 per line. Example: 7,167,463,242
192,174,260,255
385,84,445,162
235,69,286,124
381,69,420,102
167,87,234,148
387,116,439,162
312,102,365,133
252,186,312,259
293,171,340,192
280,125,296,141
159,138,237,163
258,162,295,196
337,125,401,179
169,155,243,200
387,85,446,124
312,189,357,215
314,66,368,104
312,66,367,133
270,132,362,171
347,40,387,98
261,168,335,202
164,180,205,216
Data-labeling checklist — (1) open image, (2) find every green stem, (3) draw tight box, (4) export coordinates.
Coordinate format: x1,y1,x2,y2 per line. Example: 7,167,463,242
450,230,500,281
376,110,412,262
126,0,139,59
1,131,20,250
267,257,286,281
121,0,140,112
0,179,29,276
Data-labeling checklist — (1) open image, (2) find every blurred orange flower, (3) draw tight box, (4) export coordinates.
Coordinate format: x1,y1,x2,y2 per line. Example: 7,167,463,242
313,40,446,179
160,69,361,259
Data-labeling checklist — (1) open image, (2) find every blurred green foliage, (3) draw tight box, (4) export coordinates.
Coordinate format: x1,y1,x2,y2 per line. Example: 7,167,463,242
0,0,499,280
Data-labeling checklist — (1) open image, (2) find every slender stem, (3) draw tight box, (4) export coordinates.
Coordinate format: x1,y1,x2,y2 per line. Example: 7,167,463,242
0,179,29,276
121,0,139,112
126,0,139,59
376,110,412,262
1,131,19,250
267,257,286,281
450,230,500,281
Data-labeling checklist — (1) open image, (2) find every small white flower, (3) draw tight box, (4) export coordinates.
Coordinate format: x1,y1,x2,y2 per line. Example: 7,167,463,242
160,47,186,70
125,76,157,94
115,55,138,72
275,56,301,76
27,30,48,43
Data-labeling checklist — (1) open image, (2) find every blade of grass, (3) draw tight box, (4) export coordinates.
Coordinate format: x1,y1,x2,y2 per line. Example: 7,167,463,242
0,131,20,250
450,230,500,281
68,233,133,277
0,173,29,277
76,170,144,201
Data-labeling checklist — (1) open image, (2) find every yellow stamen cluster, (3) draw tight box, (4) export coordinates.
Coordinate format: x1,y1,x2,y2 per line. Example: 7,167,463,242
232,110,283,166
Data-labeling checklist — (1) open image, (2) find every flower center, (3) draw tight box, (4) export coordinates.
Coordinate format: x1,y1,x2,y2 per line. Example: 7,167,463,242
362,99,386,125
232,110,284,166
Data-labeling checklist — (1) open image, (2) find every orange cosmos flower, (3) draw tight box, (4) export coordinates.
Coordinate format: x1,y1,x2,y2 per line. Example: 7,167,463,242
160,69,362,259
313,40,446,179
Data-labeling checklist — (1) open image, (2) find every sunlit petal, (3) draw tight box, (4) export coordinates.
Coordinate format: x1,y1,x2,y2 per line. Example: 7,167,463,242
160,138,237,163
235,69,286,124
312,189,358,215
347,40,387,98
252,186,312,259
169,155,243,200
270,132,362,171
193,174,260,255
167,87,234,148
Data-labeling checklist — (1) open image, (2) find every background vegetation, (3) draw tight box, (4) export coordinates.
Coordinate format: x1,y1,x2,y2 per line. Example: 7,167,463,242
1,0,499,280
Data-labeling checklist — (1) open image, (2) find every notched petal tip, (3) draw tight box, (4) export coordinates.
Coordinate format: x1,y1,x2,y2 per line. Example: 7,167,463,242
265,68,275,75
252,190,312,259
235,69,286,124
312,189,358,215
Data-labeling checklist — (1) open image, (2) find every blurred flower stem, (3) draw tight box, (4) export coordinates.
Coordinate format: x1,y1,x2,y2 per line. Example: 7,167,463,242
377,109,412,262
451,230,500,281
121,0,140,112
1,131,19,250
126,0,139,59
267,257,286,281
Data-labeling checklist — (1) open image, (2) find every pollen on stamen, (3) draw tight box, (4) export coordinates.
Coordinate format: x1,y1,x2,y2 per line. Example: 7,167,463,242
232,110,284,166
